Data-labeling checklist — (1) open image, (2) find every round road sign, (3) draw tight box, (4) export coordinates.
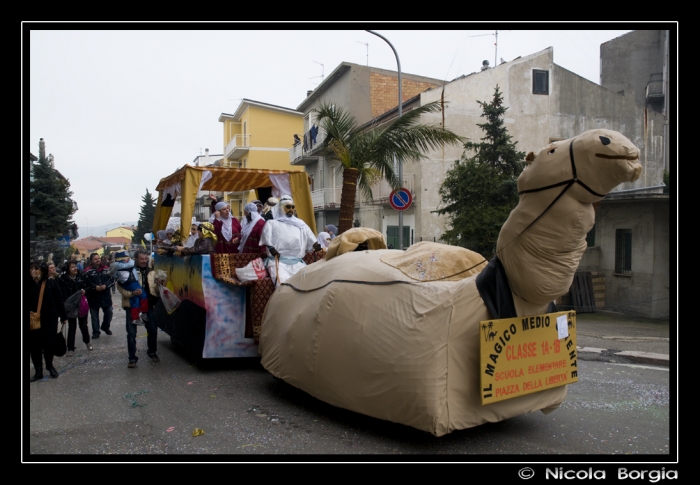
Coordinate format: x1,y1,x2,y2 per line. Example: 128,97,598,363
389,188,413,211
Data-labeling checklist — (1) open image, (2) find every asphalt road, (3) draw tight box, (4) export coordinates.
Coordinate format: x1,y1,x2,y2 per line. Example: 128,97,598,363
25,295,673,461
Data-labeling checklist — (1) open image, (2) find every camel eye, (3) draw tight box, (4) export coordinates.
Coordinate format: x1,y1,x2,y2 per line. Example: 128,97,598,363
548,148,557,154
599,136,611,146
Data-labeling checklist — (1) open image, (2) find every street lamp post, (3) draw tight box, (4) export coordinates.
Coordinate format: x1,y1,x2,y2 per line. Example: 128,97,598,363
366,30,404,250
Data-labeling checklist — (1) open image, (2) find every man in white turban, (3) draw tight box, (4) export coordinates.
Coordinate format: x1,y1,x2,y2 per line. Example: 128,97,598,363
208,195,242,253
260,195,321,286
239,203,266,254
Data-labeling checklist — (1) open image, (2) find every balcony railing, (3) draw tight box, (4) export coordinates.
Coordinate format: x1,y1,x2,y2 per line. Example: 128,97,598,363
311,186,343,210
224,134,251,160
646,72,664,100
311,173,415,210
290,126,328,163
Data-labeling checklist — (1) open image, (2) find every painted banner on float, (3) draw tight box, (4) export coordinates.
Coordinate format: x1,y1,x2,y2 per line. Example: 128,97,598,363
480,311,578,405
154,254,257,358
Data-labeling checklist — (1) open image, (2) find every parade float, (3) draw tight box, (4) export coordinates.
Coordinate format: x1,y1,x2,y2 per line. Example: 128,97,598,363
259,129,643,436
151,165,318,359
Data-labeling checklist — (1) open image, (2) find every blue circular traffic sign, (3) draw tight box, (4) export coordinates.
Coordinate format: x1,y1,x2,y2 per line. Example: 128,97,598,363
389,188,413,211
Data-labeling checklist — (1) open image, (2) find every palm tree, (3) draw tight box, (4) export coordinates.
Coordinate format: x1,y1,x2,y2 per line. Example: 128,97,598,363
314,100,464,234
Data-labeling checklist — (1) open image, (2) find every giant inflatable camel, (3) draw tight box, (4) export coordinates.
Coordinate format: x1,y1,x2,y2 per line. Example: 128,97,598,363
259,129,643,436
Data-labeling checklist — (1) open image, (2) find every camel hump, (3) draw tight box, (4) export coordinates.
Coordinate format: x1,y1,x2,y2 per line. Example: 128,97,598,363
380,241,487,282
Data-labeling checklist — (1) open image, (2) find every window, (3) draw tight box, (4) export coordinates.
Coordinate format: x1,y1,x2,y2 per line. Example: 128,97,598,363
533,69,549,95
615,229,632,274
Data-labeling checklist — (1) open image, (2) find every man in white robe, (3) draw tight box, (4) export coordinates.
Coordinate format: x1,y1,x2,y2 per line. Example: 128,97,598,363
260,195,320,286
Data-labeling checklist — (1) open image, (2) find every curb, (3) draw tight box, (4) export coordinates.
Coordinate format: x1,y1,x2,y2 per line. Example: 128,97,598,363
577,346,669,367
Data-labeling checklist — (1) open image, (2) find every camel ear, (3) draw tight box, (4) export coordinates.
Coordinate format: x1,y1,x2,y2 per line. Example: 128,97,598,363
525,152,535,164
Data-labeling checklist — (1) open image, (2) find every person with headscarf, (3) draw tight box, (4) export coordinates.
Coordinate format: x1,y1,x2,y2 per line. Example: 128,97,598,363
316,231,332,250
260,195,321,286
251,199,264,215
208,196,242,253
261,197,278,221
155,230,169,247
174,222,217,255
325,224,338,240
239,202,266,254
184,222,200,249
164,228,176,245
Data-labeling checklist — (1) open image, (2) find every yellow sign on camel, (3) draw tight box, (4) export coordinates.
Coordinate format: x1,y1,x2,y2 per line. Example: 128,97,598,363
480,311,578,405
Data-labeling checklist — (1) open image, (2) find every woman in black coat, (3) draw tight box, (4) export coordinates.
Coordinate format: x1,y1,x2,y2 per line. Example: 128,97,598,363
28,260,68,381
57,260,92,354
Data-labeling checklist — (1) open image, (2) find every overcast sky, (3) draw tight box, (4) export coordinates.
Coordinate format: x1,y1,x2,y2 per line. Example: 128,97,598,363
26,24,641,234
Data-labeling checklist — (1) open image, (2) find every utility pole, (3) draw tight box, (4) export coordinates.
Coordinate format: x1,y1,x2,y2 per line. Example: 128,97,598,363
367,30,404,249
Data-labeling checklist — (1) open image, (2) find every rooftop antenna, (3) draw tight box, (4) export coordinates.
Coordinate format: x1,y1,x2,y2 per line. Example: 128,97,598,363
357,40,368,65
495,30,498,67
468,30,510,69
309,61,325,86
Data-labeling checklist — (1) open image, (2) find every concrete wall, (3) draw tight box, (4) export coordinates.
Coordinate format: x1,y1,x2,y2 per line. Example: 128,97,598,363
553,65,666,192
589,197,669,318
600,30,666,110
415,47,666,243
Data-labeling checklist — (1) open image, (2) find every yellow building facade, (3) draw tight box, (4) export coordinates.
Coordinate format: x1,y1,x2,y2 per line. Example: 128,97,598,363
218,99,304,216
105,226,135,240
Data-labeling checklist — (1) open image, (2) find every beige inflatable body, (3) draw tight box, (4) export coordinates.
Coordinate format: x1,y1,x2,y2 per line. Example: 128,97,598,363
259,129,642,436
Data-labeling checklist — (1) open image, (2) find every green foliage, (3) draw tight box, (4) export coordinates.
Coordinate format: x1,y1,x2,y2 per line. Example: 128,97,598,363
30,236,68,264
314,100,464,233
30,147,76,240
132,189,157,245
436,86,525,260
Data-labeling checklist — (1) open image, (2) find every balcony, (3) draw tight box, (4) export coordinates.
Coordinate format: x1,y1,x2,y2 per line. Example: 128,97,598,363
224,134,251,160
646,73,664,101
290,126,328,164
312,186,343,210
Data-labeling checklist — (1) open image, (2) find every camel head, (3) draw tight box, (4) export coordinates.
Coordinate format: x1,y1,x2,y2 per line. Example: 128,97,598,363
519,129,642,204
497,129,642,305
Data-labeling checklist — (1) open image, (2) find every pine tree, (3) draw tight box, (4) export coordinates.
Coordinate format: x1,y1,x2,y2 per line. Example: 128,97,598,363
132,189,156,245
436,86,525,260
30,143,76,240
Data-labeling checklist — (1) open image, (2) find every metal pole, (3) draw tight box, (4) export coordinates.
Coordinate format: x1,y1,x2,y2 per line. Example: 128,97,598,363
366,30,404,249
